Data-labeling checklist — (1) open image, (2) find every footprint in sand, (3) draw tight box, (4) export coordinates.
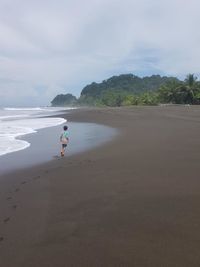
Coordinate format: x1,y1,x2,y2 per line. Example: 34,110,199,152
33,175,40,180
15,188,20,192
53,155,60,159
7,197,12,200
0,237,4,242
21,181,26,185
12,205,17,210
4,217,10,223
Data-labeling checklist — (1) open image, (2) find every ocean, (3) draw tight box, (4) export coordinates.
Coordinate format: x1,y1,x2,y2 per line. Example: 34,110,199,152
0,107,72,156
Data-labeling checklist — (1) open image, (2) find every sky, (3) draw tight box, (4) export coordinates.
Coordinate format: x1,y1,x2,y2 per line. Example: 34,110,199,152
0,0,200,106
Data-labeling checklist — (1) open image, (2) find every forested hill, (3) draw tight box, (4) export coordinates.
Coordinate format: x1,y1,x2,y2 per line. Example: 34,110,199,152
52,73,200,107
80,74,179,97
51,93,77,106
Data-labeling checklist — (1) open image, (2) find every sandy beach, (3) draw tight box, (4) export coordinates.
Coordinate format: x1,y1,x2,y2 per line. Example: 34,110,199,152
1,106,200,267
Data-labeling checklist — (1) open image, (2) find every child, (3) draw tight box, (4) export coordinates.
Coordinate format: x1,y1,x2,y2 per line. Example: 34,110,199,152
60,125,69,157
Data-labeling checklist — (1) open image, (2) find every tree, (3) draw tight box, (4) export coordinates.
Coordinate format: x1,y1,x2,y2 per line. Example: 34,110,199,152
51,94,77,106
185,74,198,87
157,74,200,104
81,74,179,99
158,79,181,103
51,74,200,107
138,92,159,105
172,85,194,104
122,95,139,106
100,91,125,107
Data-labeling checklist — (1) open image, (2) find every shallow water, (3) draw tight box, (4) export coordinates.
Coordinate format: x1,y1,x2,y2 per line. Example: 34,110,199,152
0,107,77,156
0,122,117,175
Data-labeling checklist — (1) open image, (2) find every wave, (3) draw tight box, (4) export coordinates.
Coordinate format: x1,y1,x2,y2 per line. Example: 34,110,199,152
4,107,78,113
0,117,66,156
4,107,46,111
0,114,29,120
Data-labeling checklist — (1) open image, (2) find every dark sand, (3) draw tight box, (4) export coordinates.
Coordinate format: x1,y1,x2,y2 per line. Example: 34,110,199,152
1,106,200,267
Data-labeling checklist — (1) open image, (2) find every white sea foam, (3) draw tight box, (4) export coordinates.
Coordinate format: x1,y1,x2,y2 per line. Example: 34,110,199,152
0,114,29,120
4,107,45,111
0,107,68,156
4,107,77,112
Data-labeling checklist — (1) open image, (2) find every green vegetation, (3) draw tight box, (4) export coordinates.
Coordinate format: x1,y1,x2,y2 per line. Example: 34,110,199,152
51,93,77,106
158,74,200,104
51,74,200,107
80,74,178,97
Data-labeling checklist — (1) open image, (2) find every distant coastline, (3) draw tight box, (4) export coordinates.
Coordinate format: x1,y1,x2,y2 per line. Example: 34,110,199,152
51,73,200,107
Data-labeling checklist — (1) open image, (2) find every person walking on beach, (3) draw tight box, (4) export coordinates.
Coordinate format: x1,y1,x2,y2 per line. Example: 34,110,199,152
60,125,69,157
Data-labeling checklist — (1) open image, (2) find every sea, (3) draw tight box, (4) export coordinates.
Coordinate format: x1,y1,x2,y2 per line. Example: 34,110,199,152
0,107,72,156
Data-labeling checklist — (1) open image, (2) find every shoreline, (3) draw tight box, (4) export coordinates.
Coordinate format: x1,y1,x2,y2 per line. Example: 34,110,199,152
0,119,117,175
1,106,200,266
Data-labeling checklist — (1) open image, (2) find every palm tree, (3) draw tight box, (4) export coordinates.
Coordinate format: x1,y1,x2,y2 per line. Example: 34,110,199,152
184,74,200,104
185,74,198,87
158,74,200,104
173,85,194,104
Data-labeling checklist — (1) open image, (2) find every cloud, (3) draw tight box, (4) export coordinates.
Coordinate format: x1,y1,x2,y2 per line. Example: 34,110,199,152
0,0,200,106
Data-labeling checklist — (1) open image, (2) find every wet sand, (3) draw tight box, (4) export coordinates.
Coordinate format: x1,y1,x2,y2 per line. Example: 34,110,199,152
0,121,116,175
1,106,200,266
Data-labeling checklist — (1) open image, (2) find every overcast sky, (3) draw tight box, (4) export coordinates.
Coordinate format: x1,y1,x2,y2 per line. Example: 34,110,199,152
0,0,200,106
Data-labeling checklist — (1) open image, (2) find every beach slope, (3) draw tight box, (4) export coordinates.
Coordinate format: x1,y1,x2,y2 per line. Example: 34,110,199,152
1,106,200,267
